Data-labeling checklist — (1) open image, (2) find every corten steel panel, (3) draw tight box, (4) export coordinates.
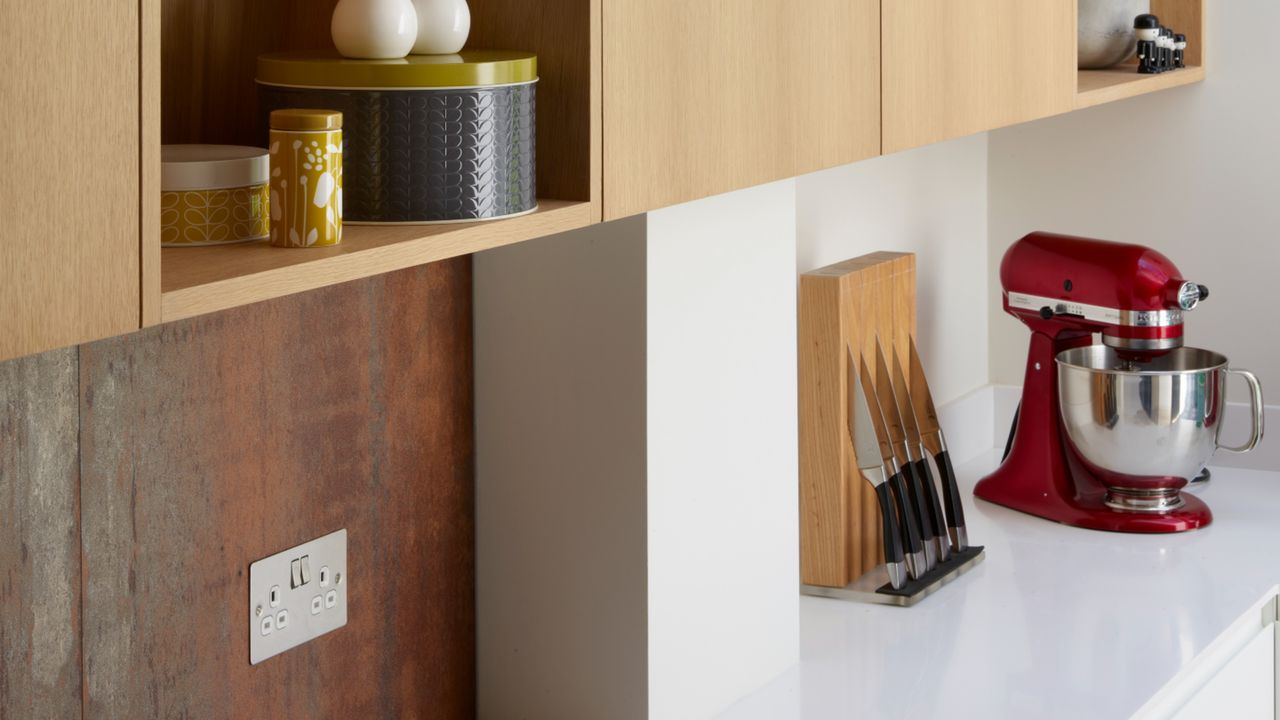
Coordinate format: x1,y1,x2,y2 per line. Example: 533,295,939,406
79,259,475,719
0,348,82,719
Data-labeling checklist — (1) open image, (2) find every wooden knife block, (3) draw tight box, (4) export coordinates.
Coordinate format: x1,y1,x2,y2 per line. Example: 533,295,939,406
799,252,916,588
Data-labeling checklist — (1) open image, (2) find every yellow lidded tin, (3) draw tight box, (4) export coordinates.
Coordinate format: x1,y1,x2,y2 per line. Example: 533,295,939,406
269,109,342,248
161,145,270,247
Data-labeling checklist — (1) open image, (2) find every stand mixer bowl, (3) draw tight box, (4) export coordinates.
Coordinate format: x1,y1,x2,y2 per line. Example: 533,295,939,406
1057,346,1264,512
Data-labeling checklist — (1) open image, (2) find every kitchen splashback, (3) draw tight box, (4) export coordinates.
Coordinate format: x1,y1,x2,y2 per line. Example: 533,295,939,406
1,259,475,718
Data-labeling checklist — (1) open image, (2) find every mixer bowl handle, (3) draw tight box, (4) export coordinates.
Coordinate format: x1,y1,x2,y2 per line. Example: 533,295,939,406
1218,368,1265,454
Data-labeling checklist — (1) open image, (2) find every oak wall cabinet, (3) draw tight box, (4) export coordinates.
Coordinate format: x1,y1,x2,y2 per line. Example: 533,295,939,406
603,0,881,221
884,0,1205,153
882,0,1076,154
0,0,1207,363
0,0,142,362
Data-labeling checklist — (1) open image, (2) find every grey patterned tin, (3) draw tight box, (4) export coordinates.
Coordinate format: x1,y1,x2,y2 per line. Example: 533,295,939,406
257,51,537,225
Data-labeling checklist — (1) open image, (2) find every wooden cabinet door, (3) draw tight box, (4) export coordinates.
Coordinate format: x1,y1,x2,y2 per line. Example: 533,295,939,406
604,0,880,220
882,0,1075,153
0,0,141,361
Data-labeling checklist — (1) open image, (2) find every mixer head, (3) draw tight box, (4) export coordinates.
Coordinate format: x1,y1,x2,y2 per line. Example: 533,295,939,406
999,232,1207,354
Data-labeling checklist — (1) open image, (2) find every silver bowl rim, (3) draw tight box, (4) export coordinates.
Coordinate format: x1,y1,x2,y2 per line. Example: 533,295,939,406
1055,345,1229,377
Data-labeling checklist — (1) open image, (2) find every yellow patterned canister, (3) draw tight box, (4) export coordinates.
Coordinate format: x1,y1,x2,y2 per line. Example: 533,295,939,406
160,145,270,247
269,109,342,248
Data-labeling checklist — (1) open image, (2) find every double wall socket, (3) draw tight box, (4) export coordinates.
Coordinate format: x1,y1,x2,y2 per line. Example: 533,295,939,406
249,529,348,664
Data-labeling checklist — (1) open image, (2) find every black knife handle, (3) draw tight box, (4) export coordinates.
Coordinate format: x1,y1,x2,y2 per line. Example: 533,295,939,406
887,471,923,556
874,483,905,567
914,457,947,541
902,461,935,546
935,450,968,535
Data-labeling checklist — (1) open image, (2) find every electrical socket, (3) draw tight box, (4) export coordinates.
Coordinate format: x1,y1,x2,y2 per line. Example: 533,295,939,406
249,529,348,664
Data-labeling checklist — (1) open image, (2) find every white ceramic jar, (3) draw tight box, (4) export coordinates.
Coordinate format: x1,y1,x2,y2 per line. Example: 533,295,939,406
411,0,470,55
331,0,419,60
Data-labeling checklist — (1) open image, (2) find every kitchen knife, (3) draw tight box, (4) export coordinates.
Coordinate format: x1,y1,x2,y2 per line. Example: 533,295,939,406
847,347,907,590
856,353,926,582
874,340,938,572
908,338,969,551
892,349,951,564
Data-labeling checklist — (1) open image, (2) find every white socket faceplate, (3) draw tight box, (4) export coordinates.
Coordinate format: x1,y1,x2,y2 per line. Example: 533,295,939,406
249,529,348,664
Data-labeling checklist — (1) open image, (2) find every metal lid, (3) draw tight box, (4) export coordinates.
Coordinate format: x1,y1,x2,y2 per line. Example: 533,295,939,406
161,144,269,191
257,50,538,90
270,108,344,131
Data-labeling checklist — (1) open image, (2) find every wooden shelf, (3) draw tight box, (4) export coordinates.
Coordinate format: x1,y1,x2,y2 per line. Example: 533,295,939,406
1075,65,1204,110
149,0,601,325
160,199,591,322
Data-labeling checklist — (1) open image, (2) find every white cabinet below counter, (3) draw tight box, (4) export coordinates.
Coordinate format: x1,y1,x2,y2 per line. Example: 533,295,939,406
1142,590,1278,720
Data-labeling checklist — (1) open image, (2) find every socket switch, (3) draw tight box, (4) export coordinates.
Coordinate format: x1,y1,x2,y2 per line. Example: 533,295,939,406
249,529,348,664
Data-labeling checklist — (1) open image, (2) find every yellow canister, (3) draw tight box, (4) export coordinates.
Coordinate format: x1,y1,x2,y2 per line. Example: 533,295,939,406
161,145,270,247
269,109,343,248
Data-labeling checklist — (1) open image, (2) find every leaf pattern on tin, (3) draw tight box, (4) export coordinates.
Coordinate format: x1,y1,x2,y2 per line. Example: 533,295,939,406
261,83,536,223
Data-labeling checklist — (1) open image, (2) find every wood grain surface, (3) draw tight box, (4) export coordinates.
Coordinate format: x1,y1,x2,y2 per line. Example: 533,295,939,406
799,254,916,588
79,260,475,719
0,0,141,362
470,0,598,206
1152,0,1204,68
883,0,1075,153
604,0,880,220
0,349,82,720
160,0,339,147
161,200,592,323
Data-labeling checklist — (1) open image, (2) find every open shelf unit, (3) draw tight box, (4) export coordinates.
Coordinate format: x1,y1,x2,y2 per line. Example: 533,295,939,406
1076,64,1204,110
146,0,600,324
1074,0,1203,109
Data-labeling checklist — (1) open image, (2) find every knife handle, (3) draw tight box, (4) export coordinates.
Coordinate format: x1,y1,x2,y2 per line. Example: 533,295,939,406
873,483,906,589
934,449,969,551
902,461,937,571
887,471,924,576
914,457,949,558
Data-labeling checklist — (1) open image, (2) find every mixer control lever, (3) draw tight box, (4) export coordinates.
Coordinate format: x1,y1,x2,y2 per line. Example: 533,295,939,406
1176,281,1210,310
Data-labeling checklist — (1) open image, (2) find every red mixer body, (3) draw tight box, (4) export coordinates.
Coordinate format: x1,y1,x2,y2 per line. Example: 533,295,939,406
974,232,1213,532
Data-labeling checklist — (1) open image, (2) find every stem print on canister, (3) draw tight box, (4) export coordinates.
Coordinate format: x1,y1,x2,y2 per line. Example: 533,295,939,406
269,109,343,248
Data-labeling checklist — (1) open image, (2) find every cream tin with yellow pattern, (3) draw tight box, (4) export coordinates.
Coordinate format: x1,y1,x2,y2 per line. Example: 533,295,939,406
161,145,270,247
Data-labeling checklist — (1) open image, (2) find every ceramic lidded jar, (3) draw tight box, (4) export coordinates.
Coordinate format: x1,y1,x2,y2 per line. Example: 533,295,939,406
1078,0,1151,68
411,0,470,55
331,0,419,60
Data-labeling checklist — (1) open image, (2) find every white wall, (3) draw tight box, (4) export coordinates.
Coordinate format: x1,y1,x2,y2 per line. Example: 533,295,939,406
475,218,650,719
797,134,991,405
988,1,1280,402
646,180,799,719
475,180,801,719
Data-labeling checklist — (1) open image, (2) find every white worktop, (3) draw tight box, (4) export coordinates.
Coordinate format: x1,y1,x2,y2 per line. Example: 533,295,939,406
719,450,1280,719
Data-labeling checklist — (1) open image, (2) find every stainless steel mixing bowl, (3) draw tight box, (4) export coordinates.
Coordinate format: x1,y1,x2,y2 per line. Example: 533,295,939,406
1078,0,1149,69
1057,346,1264,511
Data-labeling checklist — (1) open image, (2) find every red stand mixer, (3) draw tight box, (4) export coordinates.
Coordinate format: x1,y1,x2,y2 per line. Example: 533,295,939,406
975,232,1264,533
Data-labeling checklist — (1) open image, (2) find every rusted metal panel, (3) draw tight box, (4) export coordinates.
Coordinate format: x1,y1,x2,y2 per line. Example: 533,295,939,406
0,347,82,720
80,260,475,719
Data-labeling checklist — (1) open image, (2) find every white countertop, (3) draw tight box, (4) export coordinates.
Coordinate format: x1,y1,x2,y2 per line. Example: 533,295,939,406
719,450,1280,720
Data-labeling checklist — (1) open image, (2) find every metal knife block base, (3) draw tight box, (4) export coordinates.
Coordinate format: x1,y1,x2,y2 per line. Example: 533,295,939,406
800,546,985,607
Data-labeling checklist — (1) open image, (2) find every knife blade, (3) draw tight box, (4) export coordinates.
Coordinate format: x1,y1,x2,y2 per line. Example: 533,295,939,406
856,353,925,582
855,353,926,584
892,349,951,564
847,347,906,590
874,340,938,572
908,338,969,551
